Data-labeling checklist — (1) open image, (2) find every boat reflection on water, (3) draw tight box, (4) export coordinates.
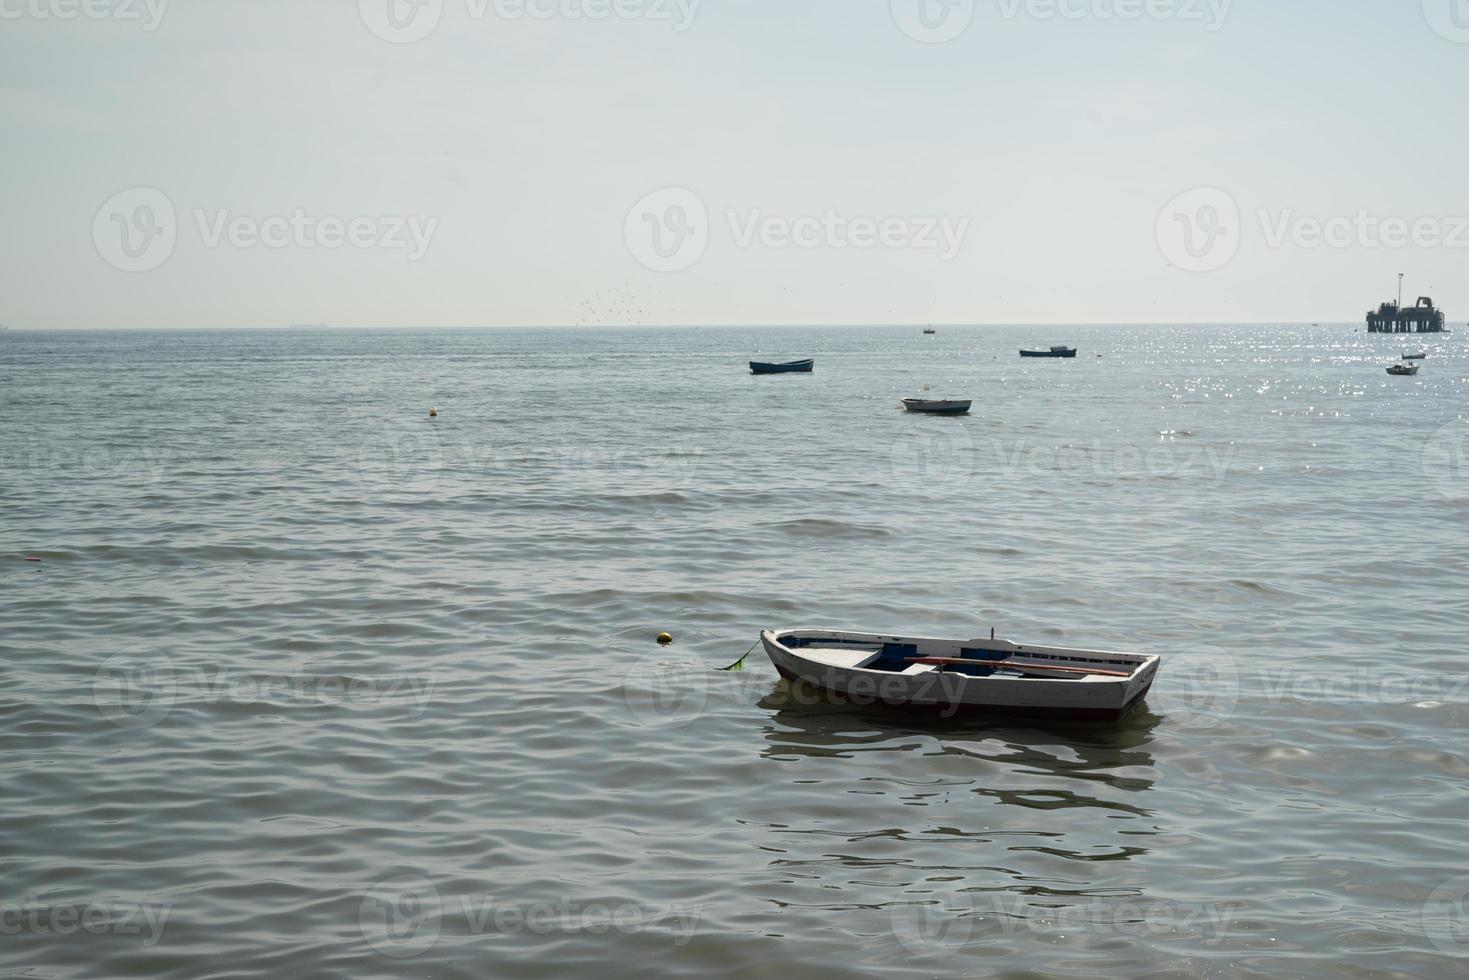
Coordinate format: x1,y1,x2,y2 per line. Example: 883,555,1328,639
753,672,1163,811
737,678,1177,965
755,680,1162,790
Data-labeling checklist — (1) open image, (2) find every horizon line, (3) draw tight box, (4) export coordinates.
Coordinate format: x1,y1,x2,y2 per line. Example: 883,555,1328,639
0,321,1399,333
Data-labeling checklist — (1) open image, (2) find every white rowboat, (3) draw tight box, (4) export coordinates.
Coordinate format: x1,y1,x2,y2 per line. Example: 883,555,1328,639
761,628,1161,720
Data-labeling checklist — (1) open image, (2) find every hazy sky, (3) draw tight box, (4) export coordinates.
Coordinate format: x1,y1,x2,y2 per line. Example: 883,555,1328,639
3,0,1467,328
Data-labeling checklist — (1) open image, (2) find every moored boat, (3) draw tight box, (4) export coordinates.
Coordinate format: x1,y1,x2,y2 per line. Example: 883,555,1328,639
1020,346,1078,358
1403,352,1427,360
750,358,814,375
1386,363,1419,376
761,628,1160,720
901,398,971,415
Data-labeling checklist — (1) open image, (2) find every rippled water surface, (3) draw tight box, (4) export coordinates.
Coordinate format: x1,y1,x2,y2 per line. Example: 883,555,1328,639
3,324,1468,978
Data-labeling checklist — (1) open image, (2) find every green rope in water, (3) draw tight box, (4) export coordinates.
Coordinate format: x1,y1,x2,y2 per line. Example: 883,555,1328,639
720,640,759,672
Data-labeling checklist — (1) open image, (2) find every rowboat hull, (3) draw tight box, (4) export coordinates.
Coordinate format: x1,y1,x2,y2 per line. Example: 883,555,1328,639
902,399,971,415
761,628,1159,720
750,359,814,374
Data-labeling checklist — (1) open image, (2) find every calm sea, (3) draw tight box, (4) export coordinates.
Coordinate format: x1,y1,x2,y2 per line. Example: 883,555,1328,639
2,324,1467,978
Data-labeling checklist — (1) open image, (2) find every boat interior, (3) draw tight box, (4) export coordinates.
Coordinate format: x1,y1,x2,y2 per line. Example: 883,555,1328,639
772,630,1146,681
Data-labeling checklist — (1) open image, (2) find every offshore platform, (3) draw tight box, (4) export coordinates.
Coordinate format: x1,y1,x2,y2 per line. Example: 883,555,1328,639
1367,274,1447,333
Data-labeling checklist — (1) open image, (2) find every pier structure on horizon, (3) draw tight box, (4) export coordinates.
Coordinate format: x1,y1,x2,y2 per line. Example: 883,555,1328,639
1366,275,1447,333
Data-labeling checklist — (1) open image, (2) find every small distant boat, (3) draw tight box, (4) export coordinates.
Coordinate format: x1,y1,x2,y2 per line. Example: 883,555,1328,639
750,359,814,375
1020,346,1077,358
902,398,971,415
760,628,1161,720
1386,363,1419,376
1403,352,1427,360
923,326,936,335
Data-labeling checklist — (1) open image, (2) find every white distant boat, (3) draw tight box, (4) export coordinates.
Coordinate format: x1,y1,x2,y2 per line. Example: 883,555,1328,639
760,628,1161,720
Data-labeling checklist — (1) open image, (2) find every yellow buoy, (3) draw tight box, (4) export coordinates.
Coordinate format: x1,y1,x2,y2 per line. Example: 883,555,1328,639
656,632,673,645
428,407,438,417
